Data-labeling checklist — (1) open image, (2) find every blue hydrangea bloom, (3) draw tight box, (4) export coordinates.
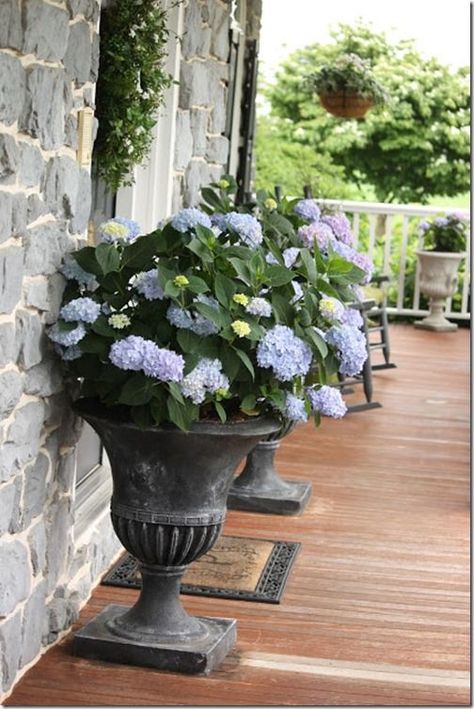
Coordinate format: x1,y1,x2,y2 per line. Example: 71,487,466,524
245,297,272,318
319,297,346,322
341,308,364,329
181,358,229,404
326,324,368,376
224,212,263,248
210,213,227,232
166,295,219,337
60,256,98,290
321,213,353,246
307,385,347,418
60,345,82,361
294,199,321,222
109,335,148,371
98,217,141,244
60,297,101,324
331,240,374,284
142,343,184,382
257,325,312,382
171,208,212,233
133,269,164,300
283,393,308,423
283,247,300,268
48,322,86,347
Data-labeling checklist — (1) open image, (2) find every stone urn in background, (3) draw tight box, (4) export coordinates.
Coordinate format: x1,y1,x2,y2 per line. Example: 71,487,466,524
72,399,278,675
227,421,312,515
415,250,465,332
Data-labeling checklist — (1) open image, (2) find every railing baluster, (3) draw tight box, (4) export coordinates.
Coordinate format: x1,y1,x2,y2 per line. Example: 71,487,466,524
413,220,425,311
351,213,360,248
383,215,392,275
397,216,409,312
367,214,377,262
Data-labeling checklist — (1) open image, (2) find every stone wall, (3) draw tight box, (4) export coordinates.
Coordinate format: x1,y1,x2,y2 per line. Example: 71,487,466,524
172,0,231,209
0,0,121,699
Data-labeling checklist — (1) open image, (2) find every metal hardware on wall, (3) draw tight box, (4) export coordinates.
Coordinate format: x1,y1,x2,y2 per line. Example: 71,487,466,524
235,39,259,205
77,107,95,167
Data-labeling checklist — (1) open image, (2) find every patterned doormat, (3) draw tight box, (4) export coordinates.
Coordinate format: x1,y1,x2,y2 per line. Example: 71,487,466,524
101,535,300,604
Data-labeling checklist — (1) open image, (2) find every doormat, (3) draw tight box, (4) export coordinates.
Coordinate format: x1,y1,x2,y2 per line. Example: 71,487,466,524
101,535,300,604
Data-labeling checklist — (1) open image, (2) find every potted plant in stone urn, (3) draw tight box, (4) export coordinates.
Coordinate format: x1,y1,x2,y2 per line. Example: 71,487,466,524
200,182,373,515
48,179,363,674
415,211,469,331
308,52,388,118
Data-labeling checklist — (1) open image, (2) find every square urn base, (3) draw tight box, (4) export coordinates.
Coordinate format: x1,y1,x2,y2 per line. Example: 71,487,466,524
73,604,237,675
227,480,312,515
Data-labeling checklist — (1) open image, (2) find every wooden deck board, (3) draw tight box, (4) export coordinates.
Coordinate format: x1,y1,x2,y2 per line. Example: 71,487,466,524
6,324,470,706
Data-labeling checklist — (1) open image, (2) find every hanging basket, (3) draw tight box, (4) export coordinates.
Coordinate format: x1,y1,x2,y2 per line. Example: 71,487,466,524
318,92,374,118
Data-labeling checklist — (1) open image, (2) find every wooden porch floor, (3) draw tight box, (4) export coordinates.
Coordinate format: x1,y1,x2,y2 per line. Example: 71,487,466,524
6,324,470,706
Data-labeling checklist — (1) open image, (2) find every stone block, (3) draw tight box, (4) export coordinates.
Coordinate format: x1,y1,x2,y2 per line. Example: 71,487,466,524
22,451,49,526
184,159,210,207
45,495,73,594
0,370,23,420
45,273,66,324
20,579,47,667
90,31,100,82
42,155,80,220
18,141,44,189
66,0,99,23
25,357,63,397
0,478,18,534
19,65,65,150
0,54,25,126
0,191,13,244
26,194,48,225
0,443,18,484
0,322,16,367
209,3,230,61
64,21,92,85
0,539,31,616
0,0,22,50
174,110,193,170
25,276,48,311
172,174,184,213
22,0,70,62
16,309,45,370
12,193,28,237
0,134,19,185
206,135,229,165
190,108,208,157
182,2,211,59
69,168,91,234
28,519,47,576
24,220,71,276
0,246,24,314
7,400,45,452
179,61,212,108
209,83,227,134
64,113,78,150
0,609,22,693
208,164,224,182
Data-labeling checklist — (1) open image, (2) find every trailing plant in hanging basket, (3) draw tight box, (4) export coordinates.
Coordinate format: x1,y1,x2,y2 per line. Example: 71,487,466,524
308,53,388,118
93,0,174,191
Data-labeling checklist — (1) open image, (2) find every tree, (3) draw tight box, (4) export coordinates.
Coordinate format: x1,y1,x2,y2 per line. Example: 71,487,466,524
264,21,470,204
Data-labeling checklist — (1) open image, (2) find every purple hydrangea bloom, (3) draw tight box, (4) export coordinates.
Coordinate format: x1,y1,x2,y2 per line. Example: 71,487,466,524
297,222,334,251
60,256,98,290
326,324,368,376
321,213,353,246
224,212,263,248
98,217,141,244
48,322,86,347
418,220,430,233
181,358,229,404
283,393,308,423
245,297,272,318
434,217,449,227
171,208,212,233
307,385,347,418
210,213,227,232
60,297,101,324
257,325,312,382
331,241,374,284
109,335,148,371
142,343,184,382
320,297,346,322
341,307,364,329
294,199,321,222
166,294,220,337
133,269,164,300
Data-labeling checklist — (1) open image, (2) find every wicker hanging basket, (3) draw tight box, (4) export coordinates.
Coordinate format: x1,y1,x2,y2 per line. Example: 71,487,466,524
318,92,374,119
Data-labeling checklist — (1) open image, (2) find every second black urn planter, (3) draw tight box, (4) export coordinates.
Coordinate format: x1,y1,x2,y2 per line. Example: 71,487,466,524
227,431,312,515
72,399,279,674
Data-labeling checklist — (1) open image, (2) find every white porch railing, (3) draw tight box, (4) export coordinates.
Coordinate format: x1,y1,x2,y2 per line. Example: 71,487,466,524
316,199,471,321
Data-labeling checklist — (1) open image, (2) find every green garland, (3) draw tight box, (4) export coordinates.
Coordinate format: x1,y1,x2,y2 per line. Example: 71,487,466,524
94,0,174,192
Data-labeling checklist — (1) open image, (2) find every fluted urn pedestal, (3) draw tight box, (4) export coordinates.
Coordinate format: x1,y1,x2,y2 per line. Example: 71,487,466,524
227,436,312,515
414,250,465,332
72,399,278,674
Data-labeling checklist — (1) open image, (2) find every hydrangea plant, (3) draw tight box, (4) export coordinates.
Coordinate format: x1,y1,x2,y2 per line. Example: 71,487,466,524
50,178,370,431
418,212,469,253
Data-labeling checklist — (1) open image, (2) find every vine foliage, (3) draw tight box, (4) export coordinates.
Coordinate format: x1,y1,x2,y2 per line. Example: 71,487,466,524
93,0,174,191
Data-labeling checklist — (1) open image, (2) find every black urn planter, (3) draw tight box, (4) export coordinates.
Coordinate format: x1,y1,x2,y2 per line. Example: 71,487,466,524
227,431,312,516
72,399,279,675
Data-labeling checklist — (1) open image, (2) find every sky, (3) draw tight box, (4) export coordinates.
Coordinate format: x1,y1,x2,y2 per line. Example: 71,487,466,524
258,0,471,80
